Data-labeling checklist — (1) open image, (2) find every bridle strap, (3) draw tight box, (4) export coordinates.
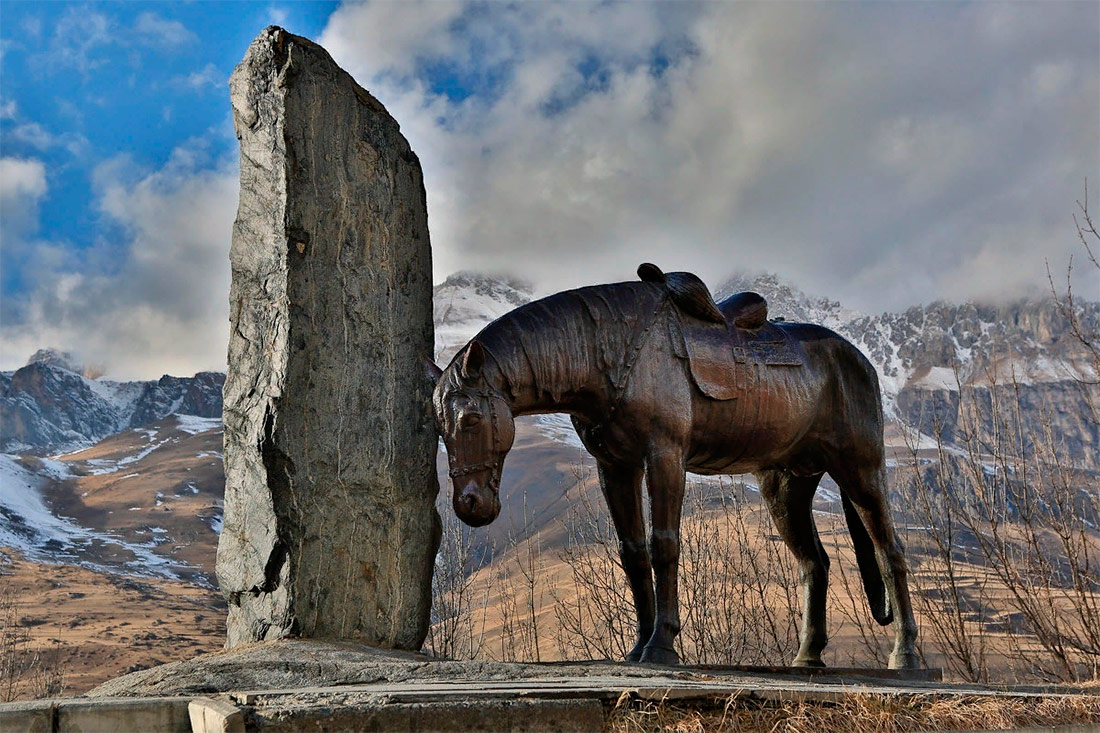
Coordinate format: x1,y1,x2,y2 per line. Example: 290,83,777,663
448,460,498,478
446,385,504,490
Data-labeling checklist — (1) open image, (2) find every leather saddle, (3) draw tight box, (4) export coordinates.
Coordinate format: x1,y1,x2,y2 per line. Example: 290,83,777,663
638,263,803,401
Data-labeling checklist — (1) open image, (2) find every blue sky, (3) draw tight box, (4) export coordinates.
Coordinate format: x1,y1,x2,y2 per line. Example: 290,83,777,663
0,2,334,291
2,2,1097,378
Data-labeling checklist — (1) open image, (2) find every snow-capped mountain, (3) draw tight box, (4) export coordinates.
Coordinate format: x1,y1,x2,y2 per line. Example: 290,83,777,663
715,273,1098,394
717,273,1098,463
434,270,1096,396
1,348,223,454
7,273,1094,460
433,271,534,362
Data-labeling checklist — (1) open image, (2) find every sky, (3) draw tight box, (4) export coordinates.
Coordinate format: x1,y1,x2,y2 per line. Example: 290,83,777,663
1,1,1097,379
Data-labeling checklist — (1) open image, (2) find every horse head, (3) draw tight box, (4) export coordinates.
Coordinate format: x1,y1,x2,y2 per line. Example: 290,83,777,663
424,340,515,527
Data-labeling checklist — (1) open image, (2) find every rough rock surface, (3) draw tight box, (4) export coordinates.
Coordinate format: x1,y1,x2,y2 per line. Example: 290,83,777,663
217,27,439,650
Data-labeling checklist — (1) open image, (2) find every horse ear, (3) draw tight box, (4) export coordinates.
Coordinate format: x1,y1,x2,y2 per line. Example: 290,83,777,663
462,340,485,377
638,262,666,284
423,357,443,388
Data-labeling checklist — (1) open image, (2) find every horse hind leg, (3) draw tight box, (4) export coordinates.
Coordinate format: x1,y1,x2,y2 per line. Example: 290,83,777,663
640,445,686,665
831,462,921,670
596,460,654,662
756,469,830,667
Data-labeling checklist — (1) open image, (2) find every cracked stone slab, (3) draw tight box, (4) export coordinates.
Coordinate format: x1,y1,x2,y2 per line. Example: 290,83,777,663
217,26,440,651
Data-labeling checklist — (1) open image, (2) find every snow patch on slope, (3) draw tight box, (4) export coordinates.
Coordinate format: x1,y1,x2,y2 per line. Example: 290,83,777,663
532,414,585,449
175,415,221,435
81,377,145,431
0,454,184,578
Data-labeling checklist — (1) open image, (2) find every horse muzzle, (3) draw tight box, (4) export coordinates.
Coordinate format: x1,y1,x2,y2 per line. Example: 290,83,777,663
453,482,501,527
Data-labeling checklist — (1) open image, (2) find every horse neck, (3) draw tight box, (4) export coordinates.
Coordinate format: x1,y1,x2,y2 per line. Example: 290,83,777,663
479,286,654,420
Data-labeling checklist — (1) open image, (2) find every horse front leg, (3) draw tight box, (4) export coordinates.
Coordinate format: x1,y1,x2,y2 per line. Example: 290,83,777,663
640,445,686,665
596,460,653,662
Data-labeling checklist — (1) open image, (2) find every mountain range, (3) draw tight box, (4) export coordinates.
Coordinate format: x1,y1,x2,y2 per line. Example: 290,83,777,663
2,269,1097,573
1,349,223,455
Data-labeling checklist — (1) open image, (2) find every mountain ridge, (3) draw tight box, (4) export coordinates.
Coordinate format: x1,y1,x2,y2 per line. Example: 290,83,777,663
5,268,1096,458
1,357,223,454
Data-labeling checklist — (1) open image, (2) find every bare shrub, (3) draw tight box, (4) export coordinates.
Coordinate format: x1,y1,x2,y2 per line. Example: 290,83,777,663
1050,179,1100,392
424,503,492,659
900,411,993,682
0,570,65,702
827,532,893,668
677,479,799,665
901,364,1100,682
551,479,637,661
492,497,547,662
550,469,800,665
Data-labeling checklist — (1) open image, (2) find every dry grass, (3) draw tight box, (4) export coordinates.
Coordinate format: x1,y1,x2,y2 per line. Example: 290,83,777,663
607,691,1100,732
0,549,224,697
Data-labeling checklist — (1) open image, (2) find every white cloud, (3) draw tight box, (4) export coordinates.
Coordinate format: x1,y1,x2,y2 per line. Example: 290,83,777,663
318,1,1099,311
6,2,1097,380
268,7,289,27
0,158,46,204
0,99,16,119
175,62,223,92
9,121,56,150
134,12,197,47
0,147,237,379
2,107,89,157
35,8,197,76
321,1,464,81
42,8,114,75
0,156,49,252
21,15,42,41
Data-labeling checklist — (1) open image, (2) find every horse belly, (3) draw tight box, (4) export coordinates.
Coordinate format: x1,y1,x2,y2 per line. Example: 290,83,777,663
687,363,820,474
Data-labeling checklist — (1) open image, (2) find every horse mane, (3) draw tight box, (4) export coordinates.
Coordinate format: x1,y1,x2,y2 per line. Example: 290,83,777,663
470,282,664,406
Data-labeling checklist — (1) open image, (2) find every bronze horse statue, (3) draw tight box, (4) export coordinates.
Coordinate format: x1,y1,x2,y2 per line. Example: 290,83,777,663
425,264,919,669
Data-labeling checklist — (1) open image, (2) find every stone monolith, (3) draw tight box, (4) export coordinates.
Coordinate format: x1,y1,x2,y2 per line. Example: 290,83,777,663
217,27,440,650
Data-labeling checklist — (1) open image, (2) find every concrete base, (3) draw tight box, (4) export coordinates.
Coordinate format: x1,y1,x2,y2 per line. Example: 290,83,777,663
4,641,1097,732
0,696,191,733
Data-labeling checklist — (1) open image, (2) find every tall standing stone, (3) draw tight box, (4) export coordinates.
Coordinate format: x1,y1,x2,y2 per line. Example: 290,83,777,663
217,27,440,650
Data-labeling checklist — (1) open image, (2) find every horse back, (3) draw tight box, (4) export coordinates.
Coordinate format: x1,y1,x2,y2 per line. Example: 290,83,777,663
679,317,881,474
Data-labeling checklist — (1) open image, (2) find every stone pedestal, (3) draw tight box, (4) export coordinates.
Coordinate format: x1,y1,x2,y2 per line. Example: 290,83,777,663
216,27,440,650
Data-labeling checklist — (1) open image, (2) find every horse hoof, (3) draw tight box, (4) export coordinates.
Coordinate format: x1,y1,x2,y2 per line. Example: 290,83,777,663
888,650,921,670
639,645,680,666
792,656,826,668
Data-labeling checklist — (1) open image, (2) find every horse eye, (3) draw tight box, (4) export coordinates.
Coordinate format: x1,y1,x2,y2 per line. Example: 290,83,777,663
460,412,482,429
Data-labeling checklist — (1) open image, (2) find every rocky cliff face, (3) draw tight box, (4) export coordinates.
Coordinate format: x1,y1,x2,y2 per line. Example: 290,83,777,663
715,273,1099,466
0,349,223,454
127,372,224,429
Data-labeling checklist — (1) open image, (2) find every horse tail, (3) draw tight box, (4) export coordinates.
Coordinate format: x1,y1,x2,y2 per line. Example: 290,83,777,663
842,491,893,625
